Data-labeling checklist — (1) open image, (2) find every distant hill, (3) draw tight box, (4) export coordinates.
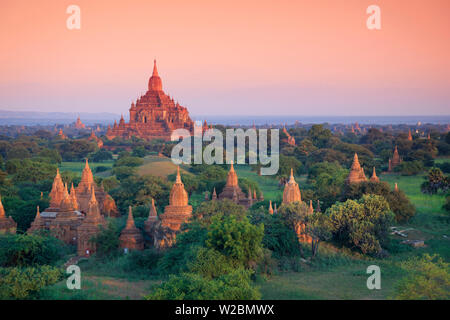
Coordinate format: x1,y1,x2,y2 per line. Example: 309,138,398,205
0,110,122,125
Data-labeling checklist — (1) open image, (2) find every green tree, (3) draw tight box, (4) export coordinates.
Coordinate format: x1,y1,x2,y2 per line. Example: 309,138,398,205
145,269,260,300
393,254,450,300
308,124,332,148
90,149,113,162
206,214,264,268
326,194,394,255
0,234,67,267
0,265,63,299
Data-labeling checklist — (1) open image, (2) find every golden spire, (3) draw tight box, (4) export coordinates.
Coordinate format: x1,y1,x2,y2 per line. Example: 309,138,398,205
268,200,274,214
175,166,182,184
288,168,295,183
309,200,314,214
152,59,159,77
126,206,136,229
370,167,379,182
149,198,158,217
226,162,239,187
89,186,97,205
394,182,399,192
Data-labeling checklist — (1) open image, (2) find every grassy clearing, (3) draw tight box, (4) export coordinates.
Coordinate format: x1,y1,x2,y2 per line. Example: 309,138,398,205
137,155,191,178
42,275,159,300
60,160,114,177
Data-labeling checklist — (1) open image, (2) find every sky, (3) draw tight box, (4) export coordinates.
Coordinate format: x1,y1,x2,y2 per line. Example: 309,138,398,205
0,0,449,116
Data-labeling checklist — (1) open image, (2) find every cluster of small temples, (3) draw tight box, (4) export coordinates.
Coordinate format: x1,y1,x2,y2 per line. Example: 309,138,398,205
1,150,406,254
213,163,263,208
24,160,119,255
106,60,194,141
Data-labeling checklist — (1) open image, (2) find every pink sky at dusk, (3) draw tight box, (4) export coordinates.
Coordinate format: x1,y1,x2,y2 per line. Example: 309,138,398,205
0,0,449,116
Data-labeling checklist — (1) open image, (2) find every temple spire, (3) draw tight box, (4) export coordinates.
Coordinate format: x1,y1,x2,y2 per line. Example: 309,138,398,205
149,199,157,217
268,200,274,214
89,186,97,205
152,59,159,77
370,167,379,182
126,206,136,229
175,166,182,183
288,168,295,183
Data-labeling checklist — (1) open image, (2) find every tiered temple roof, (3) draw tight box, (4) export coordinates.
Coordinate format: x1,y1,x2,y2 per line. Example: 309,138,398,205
106,60,194,141
282,168,302,204
77,187,106,256
389,146,401,171
76,159,119,217
346,153,367,184
218,163,253,208
159,167,193,231
119,207,144,251
370,167,380,182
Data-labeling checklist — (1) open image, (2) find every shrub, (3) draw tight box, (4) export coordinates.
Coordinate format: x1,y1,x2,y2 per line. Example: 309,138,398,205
326,194,394,255
393,254,450,300
123,249,162,274
146,269,260,300
0,265,63,299
91,223,120,260
0,234,67,267
343,181,415,222
206,214,264,268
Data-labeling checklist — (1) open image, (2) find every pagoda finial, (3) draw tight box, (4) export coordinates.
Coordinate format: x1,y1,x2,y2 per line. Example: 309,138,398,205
230,162,235,172
288,168,296,183
36,206,40,218
89,186,97,204
175,166,182,183
152,59,159,77
268,200,274,214
149,198,158,217
126,206,136,229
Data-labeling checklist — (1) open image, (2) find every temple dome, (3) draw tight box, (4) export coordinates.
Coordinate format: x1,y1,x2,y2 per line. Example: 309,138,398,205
282,168,302,204
148,60,163,92
169,167,189,206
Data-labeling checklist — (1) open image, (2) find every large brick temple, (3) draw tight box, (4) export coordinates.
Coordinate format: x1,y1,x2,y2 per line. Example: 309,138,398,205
106,60,194,141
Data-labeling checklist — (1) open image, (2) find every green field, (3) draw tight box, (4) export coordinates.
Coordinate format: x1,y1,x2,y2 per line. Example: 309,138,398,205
137,155,191,178
60,160,114,178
